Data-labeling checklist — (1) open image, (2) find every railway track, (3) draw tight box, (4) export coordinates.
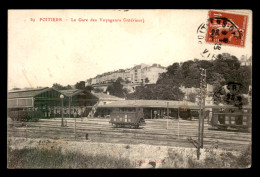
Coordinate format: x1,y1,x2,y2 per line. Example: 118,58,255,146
7,118,251,151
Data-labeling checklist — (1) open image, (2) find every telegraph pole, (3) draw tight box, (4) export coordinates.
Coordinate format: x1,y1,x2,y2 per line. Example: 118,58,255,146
185,68,207,160
177,105,180,139
167,102,169,129
60,94,64,127
197,96,201,160
200,69,207,148
197,68,207,159
69,96,71,118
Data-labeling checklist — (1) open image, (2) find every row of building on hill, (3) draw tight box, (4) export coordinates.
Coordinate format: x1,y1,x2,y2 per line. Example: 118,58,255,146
86,63,166,86
86,54,252,87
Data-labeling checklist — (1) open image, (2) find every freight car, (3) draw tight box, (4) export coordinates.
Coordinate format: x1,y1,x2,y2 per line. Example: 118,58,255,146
109,107,146,128
8,109,42,122
209,106,252,132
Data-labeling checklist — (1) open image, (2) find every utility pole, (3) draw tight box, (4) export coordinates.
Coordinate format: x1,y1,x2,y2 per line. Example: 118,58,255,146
69,96,71,118
185,69,207,160
197,68,207,159
74,114,77,140
200,69,206,148
197,98,201,160
178,105,180,139
60,94,64,127
167,102,169,129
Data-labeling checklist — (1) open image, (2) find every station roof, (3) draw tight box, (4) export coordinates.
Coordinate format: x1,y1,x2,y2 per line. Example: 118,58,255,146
8,87,51,99
98,100,199,109
98,99,252,109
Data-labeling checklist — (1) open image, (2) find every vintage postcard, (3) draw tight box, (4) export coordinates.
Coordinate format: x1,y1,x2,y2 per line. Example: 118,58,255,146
7,9,252,169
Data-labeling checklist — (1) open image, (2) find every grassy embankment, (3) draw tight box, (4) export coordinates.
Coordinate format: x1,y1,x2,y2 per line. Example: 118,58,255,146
7,146,134,169
7,144,251,169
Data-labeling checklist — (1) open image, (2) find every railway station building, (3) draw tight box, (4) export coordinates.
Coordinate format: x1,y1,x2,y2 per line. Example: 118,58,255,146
7,87,124,118
97,100,200,119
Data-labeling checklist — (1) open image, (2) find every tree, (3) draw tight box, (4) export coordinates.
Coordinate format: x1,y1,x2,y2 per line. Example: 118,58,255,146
52,83,65,90
52,83,72,90
106,79,125,98
65,85,72,89
210,54,251,105
155,85,185,100
212,84,226,105
126,84,184,100
236,66,252,94
93,87,104,93
85,85,94,92
125,79,131,84
116,77,124,83
75,81,85,90
122,88,129,97
167,62,180,75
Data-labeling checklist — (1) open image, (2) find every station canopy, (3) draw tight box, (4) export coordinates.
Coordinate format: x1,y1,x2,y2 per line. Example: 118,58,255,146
98,100,252,109
98,100,200,109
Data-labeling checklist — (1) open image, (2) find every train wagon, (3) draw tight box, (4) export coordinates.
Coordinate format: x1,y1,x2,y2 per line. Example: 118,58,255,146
209,106,252,132
109,107,146,128
8,110,42,122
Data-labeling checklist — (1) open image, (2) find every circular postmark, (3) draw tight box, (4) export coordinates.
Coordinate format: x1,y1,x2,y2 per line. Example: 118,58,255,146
196,21,221,60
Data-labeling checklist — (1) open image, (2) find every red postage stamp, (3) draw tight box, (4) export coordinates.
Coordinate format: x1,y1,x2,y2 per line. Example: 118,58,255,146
206,10,248,47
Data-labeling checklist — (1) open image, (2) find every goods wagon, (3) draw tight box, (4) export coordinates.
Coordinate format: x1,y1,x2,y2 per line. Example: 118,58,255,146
209,106,251,132
109,107,146,128
8,110,42,122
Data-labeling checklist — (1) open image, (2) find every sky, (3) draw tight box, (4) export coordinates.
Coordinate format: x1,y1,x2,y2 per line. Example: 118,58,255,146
8,10,252,90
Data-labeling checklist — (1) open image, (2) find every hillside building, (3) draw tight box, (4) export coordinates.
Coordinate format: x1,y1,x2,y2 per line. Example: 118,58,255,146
86,63,166,86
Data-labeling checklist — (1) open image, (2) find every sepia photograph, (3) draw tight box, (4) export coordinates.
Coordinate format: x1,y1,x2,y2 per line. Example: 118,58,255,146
7,9,252,169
